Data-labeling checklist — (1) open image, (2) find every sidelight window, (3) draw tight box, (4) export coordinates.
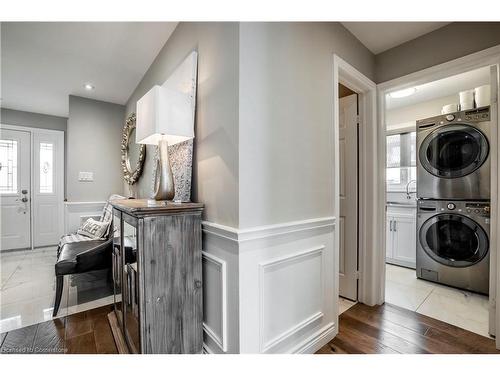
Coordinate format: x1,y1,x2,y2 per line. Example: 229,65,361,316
39,142,54,193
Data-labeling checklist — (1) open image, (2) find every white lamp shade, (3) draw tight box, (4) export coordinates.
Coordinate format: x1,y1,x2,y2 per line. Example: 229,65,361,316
136,85,194,145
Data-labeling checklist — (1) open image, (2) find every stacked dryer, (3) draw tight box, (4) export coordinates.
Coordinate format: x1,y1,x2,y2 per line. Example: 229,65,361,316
416,106,491,294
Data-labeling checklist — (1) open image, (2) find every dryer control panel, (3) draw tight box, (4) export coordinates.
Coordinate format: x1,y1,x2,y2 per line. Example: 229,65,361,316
464,107,490,122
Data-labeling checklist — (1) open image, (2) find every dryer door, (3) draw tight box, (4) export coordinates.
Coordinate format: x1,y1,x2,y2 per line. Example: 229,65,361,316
419,213,489,267
419,124,489,178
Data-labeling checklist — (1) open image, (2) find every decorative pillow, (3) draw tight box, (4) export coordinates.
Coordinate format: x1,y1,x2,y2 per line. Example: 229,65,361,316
100,194,126,223
77,218,111,240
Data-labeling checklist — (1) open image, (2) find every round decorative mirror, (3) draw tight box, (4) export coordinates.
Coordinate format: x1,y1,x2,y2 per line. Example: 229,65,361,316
121,113,146,185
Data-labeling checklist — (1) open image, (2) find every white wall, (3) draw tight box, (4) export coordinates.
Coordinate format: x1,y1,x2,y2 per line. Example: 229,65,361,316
238,22,375,228
67,95,125,202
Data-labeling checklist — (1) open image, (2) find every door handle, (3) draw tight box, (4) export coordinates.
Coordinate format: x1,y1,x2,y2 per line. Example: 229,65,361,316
389,220,393,231
394,221,397,232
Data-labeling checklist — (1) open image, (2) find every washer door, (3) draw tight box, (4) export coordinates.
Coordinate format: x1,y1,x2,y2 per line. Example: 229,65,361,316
419,124,489,178
419,213,489,267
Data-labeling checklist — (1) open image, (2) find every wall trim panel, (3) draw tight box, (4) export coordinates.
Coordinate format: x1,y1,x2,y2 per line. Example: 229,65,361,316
202,216,335,244
259,246,325,353
202,251,228,352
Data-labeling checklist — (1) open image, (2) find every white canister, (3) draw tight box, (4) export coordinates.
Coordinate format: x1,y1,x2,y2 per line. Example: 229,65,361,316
459,90,474,110
474,85,491,108
441,103,459,114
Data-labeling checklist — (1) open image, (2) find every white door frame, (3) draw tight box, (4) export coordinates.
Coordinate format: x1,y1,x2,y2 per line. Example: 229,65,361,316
0,123,65,249
377,44,500,349
333,55,382,309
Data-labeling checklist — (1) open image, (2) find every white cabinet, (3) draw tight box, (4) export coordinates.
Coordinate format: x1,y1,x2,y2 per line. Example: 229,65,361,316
386,205,417,269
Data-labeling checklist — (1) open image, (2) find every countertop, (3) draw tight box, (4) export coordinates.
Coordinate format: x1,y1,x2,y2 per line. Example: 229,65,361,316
386,201,417,208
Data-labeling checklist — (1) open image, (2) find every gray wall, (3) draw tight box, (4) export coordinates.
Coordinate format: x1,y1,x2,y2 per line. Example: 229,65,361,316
125,22,240,228
67,95,124,201
238,22,375,228
375,22,500,83
1,107,67,131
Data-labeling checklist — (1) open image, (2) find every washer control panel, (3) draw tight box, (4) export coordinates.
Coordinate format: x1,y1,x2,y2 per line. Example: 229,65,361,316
465,202,490,217
418,200,490,218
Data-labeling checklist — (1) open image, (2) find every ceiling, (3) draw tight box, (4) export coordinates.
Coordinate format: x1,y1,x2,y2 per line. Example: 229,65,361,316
1,22,178,117
342,22,450,54
386,66,491,110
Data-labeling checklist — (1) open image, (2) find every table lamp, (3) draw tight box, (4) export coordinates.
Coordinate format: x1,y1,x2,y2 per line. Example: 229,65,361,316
136,85,194,201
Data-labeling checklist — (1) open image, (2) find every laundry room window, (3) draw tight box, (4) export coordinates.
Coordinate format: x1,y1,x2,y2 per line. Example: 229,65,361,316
386,131,416,191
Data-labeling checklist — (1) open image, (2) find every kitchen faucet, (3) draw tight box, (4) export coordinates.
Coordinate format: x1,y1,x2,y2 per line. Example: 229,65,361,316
406,179,416,200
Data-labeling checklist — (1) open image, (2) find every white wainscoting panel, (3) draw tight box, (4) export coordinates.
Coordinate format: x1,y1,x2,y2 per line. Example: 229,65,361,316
259,246,324,353
202,251,228,352
64,201,105,233
201,217,336,354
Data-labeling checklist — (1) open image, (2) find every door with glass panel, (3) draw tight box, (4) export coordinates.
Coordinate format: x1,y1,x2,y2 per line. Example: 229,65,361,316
0,128,31,250
32,131,64,247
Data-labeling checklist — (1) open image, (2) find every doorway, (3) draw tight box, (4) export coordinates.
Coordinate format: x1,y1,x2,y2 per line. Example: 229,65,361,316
0,125,64,251
381,64,499,340
332,55,380,332
338,84,359,310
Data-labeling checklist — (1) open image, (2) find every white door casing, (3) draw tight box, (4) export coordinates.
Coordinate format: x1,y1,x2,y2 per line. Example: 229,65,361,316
338,94,358,301
33,130,64,247
333,54,380,310
0,128,31,250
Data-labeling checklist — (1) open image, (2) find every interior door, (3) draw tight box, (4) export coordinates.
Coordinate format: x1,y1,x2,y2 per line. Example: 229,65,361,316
0,128,31,250
33,130,64,247
338,93,358,300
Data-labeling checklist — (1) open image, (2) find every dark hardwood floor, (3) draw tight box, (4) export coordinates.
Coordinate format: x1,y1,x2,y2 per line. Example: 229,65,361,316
2,301,498,354
317,302,499,354
0,304,117,354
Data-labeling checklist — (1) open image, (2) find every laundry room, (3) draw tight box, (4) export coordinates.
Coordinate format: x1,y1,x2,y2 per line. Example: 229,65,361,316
384,66,495,338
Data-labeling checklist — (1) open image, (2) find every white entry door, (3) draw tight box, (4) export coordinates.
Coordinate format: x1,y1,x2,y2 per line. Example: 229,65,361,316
33,131,64,247
338,93,358,301
0,128,31,250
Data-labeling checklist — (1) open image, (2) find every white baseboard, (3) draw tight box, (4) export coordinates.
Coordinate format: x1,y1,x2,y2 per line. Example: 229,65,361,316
292,322,336,354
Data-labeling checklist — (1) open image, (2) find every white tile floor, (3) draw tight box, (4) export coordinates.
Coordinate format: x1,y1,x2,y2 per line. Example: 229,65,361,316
385,263,490,337
0,247,113,333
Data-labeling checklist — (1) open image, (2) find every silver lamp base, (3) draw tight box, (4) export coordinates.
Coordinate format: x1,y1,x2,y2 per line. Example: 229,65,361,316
153,139,175,201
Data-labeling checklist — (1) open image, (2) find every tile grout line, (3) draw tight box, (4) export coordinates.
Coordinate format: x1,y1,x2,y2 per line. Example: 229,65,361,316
415,286,435,312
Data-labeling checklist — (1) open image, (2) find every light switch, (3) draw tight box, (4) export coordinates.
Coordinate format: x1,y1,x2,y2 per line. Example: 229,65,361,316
78,172,94,182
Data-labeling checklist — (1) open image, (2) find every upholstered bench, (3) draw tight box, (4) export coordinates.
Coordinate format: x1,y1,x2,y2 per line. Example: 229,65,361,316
53,194,124,317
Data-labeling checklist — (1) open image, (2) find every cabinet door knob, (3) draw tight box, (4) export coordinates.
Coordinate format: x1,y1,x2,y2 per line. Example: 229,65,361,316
195,280,202,289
